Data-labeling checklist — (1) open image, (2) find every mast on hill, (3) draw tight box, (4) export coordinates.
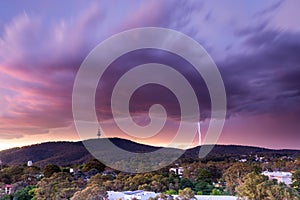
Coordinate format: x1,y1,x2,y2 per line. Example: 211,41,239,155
97,128,101,139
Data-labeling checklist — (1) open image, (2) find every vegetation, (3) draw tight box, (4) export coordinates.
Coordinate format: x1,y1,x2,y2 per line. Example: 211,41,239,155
178,187,196,200
71,185,107,200
292,170,300,192
42,164,61,178
223,162,260,195
34,172,80,200
236,172,299,200
13,185,36,200
82,159,105,173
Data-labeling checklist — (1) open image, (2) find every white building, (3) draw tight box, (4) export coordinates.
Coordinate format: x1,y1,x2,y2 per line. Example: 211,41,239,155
107,191,124,199
108,191,237,200
4,184,12,195
27,160,33,167
169,167,184,176
108,190,157,200
262,171,292,185
165,195,237,200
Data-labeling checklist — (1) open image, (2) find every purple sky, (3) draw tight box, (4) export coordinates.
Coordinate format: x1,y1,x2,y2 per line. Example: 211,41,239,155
0,0,300,150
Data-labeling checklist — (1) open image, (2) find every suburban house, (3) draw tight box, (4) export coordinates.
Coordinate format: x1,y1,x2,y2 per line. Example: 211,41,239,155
262,171,292,185
174,195,237,200
107,190,157,200
169,167,184,176
107,190,238,200
4,184,12,195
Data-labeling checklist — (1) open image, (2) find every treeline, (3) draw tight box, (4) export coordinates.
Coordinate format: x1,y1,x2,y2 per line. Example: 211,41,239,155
0,157,300,199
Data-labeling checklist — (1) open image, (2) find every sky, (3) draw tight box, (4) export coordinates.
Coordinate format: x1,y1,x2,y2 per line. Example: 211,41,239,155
0,0,300,151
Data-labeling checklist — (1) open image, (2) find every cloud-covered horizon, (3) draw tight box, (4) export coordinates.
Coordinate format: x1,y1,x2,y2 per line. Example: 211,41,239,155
0,0,299,150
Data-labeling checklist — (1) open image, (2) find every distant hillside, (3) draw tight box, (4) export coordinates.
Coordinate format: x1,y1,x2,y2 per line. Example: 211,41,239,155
0,138,164,167
0,138,300,167
184,144,300,160
0,141,91,166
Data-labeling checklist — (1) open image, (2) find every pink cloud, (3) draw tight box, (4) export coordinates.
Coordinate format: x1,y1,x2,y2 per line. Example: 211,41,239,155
0,5,109,139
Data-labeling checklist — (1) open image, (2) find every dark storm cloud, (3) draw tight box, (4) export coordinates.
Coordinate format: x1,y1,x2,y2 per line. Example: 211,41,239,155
96,25,300,122
95,48,211,122
0,0,299,142
220,28,300,115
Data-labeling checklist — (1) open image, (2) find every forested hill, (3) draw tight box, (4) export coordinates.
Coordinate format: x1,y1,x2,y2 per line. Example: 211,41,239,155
0,138,165,166
0,138,299,166
183,144,300,161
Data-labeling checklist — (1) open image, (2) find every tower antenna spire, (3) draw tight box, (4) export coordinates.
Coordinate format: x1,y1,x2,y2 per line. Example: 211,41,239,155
97,128,101,139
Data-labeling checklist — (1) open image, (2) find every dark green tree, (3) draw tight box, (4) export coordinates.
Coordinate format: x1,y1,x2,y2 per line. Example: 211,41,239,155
82,159,105,173
13,185,36,200
197,168,212,183
42,164,61,178
194,168,214,194
0,173,11,184
180,178,194,190
2,166,24,183
164,189,177,195
194,181,213,195
0,195,11,200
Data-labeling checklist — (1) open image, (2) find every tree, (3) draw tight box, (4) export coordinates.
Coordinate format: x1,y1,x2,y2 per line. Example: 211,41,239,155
0,173,11,184
13,185,36,200
178,188,196,200
1,166,24,183
223,163,259,195
71,185,107,200
291,170,300,192
42,164,61,178
197,168,212,184
167,173,180,191
236,172,269,200
0,195,11,200
82,159,105,173
265,183,300,200
35,172,79,200
236,172,300,200
164,189,177,195
206,163,223,182
194,168,214,195
194,180,213,195
88,174,114,187
210,188,222,195
180,178,194,190
23,166,40,175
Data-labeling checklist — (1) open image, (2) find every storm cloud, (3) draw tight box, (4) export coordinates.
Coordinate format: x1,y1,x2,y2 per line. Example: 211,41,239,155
0,0,299,149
